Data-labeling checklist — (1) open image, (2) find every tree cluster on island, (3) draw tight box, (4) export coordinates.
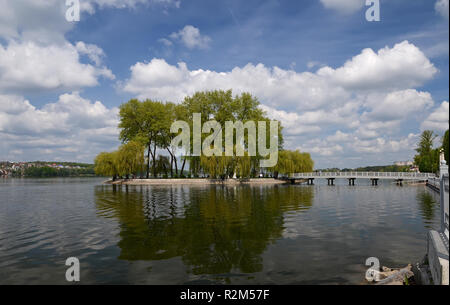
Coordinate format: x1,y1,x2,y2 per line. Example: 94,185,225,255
94,90,314,180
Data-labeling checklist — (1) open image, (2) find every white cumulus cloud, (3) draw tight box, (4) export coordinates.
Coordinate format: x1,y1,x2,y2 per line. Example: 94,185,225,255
362,90,434,122
421,101,449,132
0,41,114,93
317,41,438,90
168,25,211,49
123,41,436,114
0,93,120,162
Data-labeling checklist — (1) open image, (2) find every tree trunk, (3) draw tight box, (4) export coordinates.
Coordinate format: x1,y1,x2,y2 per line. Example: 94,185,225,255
146,143,151,179
152,143,157,178
162,161,168,176
181,157,187,177
174,156,178,176
167,148,175,178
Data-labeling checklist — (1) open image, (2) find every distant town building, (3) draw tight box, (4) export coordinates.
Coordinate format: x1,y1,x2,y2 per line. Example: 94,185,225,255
394,161,414,166
410,165,420,173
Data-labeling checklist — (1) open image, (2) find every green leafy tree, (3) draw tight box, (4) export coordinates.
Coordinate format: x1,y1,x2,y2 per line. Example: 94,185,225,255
188,156,202,178
200,154,233,179
443,129,449,164
113,90,306,180
119,99,167,178
116,141,145,179
235,154,251,179
182,90,285,178
414,130,440,173
160,102,190,177
94,151,120,180
272,150,314,177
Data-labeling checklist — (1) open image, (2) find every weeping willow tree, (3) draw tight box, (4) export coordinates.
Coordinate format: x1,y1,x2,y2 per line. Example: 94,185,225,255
187,156,202,178
94,151,120,180
94,141,145,180
116,141,145,179
272,150,314,177
235,154,251,179
183,90,284,179
200,154,234,179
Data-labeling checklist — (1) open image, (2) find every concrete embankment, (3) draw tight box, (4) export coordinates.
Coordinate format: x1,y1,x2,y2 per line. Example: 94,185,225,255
105,178,290,185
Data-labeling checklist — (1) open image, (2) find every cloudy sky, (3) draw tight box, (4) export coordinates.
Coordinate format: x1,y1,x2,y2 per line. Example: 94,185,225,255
0,0,448,168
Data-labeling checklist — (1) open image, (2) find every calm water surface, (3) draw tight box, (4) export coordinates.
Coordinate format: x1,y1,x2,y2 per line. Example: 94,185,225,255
0,177,441,284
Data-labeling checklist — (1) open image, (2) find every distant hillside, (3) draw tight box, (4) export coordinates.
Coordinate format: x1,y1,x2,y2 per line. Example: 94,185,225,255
1,161,96,177
28,161,93,168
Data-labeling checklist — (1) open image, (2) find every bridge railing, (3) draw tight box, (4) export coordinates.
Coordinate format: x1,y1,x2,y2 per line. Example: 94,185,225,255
440,172,449,241
292,172,436,179
428,177,441,189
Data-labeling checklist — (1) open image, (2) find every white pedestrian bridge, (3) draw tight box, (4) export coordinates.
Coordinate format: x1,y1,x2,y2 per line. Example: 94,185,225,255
289,172,436,185
292,172,436,180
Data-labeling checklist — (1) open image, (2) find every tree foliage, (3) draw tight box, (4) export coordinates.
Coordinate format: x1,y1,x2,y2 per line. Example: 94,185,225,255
414,130,440,173
182,90,284,178
94,141,145,179
119,99,167,178
272,150,314,177
443,129,449,165
116,141,145,178
94,151,119,179
98,89,314,180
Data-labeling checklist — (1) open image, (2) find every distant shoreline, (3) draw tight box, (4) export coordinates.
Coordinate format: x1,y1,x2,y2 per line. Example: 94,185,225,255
105,178,291,185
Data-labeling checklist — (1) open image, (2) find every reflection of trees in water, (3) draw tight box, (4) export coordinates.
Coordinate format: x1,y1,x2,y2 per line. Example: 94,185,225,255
94,184,313,274
416,190,437,226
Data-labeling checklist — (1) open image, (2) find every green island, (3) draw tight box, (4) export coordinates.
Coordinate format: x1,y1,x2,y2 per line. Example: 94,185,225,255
94,90,314,181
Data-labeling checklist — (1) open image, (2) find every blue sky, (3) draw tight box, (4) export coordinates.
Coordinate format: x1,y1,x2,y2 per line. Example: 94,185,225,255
0,0,448,168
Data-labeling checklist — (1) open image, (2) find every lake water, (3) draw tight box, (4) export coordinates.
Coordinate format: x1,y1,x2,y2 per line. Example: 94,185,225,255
0,177,441,284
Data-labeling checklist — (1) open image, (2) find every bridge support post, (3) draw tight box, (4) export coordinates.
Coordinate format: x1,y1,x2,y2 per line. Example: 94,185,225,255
396,179,403,186
327,178,335,186
371,179,379,186
348,178,355,186
307,178,314,185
